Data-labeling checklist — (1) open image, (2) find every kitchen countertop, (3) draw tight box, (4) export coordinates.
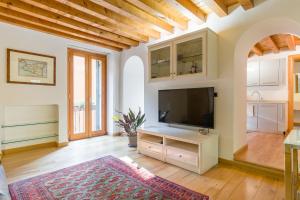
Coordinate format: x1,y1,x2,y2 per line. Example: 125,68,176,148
247,100,288,104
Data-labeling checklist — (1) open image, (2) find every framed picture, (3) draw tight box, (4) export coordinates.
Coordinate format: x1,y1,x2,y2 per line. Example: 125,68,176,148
7,49,56,86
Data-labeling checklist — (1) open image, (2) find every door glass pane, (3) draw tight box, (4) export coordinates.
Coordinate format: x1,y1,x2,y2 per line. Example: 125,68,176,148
91,59,102,131
73,56,86,134
176,37,203,76
150,46,170,79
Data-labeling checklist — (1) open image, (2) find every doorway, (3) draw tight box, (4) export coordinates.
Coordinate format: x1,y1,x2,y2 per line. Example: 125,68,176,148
68,49,107,140
234,33,300,170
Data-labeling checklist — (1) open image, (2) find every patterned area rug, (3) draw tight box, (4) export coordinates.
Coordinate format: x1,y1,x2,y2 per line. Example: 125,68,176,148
9,156,209,200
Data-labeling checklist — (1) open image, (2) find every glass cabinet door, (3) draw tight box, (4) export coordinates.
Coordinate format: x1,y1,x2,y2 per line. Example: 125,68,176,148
150,45,171,79
176,37,204,76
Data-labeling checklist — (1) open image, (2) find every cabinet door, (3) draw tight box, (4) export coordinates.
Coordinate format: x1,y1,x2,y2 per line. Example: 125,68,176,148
277,103,286,132
257,104,278,133
174,34,205,77
259,59,280,86
247,103,258,131
247,61,259,86
149,44,172,80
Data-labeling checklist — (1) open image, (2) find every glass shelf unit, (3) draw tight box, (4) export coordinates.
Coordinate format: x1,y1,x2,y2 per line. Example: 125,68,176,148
149,44,171,80
175,37,204,76
148,28,218,82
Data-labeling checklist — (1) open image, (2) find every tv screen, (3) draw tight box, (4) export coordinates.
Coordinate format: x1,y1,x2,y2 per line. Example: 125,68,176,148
158,87,214,128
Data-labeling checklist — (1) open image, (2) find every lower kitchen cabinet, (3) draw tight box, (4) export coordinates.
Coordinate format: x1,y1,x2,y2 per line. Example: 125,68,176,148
257,104,278,133
247,102,287,133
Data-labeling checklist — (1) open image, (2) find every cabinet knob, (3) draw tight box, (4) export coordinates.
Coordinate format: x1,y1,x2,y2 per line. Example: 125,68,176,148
179,155,182,158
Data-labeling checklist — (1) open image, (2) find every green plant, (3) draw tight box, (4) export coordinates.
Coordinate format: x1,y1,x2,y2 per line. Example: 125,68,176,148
113,108,145,137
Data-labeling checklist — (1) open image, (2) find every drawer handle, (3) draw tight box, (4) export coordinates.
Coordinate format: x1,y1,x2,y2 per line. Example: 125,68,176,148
148,146,152,149
179,155,182,158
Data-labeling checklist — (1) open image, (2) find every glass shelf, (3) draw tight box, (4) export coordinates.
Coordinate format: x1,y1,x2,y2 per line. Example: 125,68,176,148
1,134,58,144
1,120,58,128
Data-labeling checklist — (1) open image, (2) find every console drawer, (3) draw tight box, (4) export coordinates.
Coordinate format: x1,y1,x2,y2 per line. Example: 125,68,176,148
166,146,198,167
139,140,163,154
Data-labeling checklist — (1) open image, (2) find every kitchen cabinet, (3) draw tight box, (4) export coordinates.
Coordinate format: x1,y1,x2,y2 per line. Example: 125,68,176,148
247,58,283,87
259,59,280,86
247,102,287,133
247,61,259,86
257,103,278,133
148,28,218,81
277,103,286,132
247,103,258,131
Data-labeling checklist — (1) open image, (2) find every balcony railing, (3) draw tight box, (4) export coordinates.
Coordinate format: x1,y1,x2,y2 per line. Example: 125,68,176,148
73,104,101,133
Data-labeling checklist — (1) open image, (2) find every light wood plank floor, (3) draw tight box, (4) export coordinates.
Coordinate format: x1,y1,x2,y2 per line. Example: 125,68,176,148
2,136,284,200
234,132,285,170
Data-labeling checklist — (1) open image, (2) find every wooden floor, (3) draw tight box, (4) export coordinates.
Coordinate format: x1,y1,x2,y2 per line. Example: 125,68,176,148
2,135,284,200
234,132,285,170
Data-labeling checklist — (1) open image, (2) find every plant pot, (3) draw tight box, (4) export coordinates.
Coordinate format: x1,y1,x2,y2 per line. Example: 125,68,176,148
128,135,137,147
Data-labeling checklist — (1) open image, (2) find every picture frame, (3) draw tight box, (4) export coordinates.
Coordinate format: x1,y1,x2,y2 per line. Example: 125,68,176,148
7,49,56,86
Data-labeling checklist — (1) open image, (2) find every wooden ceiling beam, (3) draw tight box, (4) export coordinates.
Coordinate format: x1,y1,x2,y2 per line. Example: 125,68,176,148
0,0,138,46
57,0,160,39
252,45,263,56
295,37,300,45
0,14,122,51
22,0,149,42
287,35,296,50
165,0,206,23
0,6,129,49
239,0,254,10
125,0,188,30
202,0,228,17
267,36,279,53
96,0,174,33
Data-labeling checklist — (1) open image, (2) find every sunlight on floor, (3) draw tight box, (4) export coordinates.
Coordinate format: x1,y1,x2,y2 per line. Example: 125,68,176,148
120,156,156,180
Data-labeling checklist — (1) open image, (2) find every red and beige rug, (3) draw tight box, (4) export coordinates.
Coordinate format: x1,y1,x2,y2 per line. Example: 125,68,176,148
9,156,209,200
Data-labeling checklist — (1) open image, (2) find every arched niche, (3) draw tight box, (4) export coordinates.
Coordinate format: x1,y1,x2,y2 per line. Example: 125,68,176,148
123,56,145,114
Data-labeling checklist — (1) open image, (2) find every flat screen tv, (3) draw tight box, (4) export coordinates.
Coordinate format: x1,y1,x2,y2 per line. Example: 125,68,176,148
158,87,214,128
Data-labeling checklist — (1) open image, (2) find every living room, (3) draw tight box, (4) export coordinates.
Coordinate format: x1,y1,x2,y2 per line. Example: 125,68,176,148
0,0,299,199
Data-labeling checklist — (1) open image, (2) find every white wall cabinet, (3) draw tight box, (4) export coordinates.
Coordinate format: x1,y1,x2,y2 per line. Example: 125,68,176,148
148,28,218,81
247,59,282,87
247,102,287,133
148,43,172,80
247,61,259,86
259,60,280,86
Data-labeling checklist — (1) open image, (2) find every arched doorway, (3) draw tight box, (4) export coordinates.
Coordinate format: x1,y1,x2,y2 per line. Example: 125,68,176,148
233,18,300,169
123,56,144,114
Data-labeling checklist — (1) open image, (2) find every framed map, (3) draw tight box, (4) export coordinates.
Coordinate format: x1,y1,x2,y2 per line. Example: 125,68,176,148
7,49,56,85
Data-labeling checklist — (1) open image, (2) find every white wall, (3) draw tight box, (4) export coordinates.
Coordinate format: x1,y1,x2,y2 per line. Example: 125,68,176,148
121,0,300,160
0,22,120,150
123,56,144,113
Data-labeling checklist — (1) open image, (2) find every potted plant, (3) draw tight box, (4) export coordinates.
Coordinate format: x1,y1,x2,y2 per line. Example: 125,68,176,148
113,108,145,147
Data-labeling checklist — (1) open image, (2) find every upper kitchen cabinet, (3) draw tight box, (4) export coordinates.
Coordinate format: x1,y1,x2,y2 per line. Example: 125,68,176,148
247,58,284,87
259,59,280,86
247,60,259,86
148,28,218,82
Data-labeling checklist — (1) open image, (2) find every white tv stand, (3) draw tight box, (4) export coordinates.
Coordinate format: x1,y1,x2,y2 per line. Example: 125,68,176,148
137,126,218,174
